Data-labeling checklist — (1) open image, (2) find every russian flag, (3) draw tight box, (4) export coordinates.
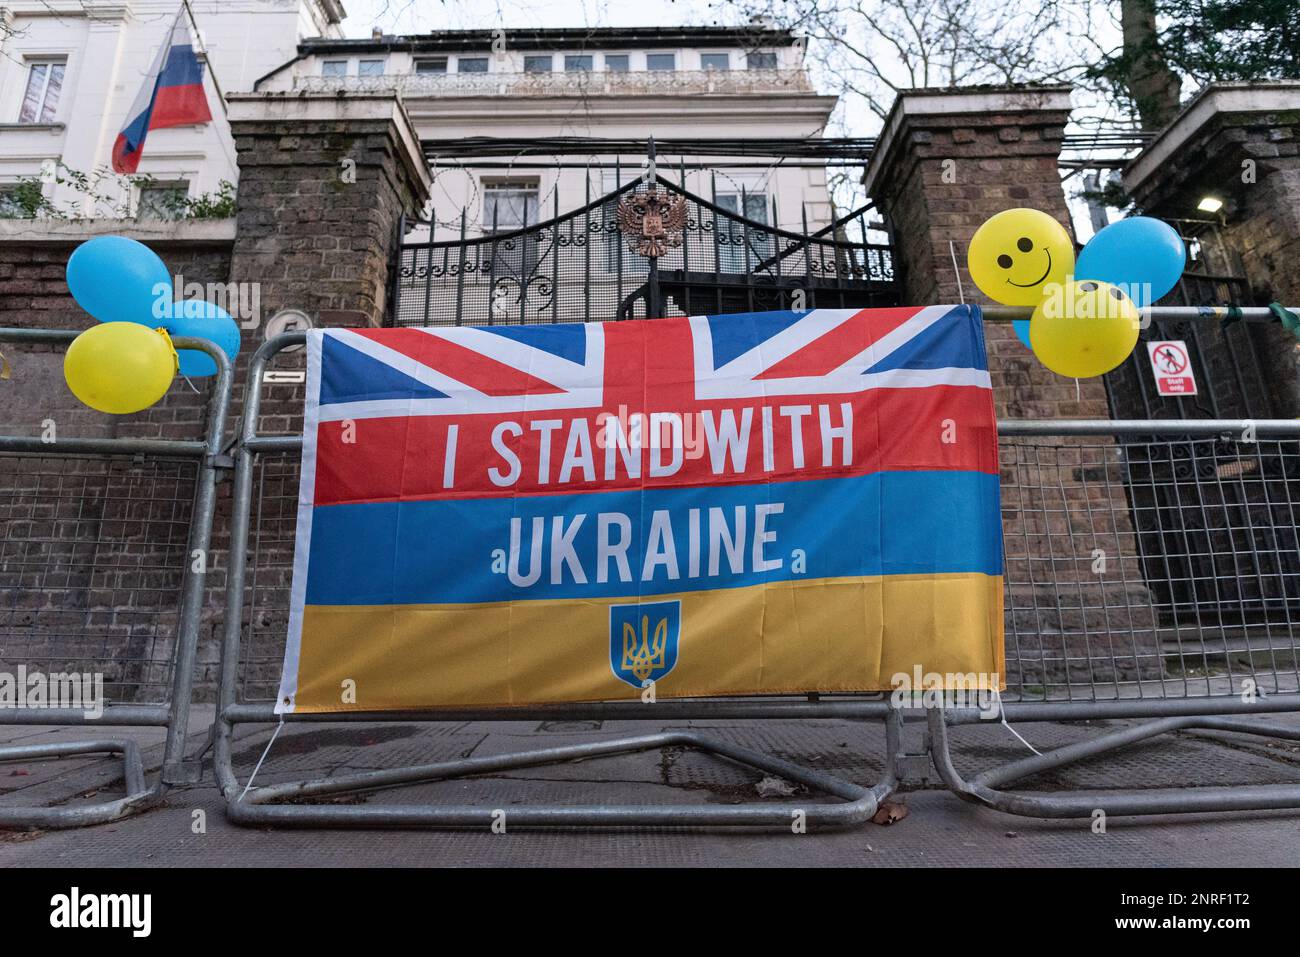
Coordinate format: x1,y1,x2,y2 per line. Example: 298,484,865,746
111,9,212,174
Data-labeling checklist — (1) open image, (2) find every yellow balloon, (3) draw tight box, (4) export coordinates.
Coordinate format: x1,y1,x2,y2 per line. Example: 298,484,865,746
968,208,1075,306
64,323,177,414
1029,280,1141,378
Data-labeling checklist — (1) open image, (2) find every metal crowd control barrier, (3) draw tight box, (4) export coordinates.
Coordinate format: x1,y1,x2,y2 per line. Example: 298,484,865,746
215,323,1300,829
0,328,232,829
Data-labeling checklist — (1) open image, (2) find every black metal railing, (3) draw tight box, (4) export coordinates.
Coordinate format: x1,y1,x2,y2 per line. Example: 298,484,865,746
388,174,899,327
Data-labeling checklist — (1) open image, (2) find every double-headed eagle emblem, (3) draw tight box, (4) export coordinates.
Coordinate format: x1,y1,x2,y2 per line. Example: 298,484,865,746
615,186,688,258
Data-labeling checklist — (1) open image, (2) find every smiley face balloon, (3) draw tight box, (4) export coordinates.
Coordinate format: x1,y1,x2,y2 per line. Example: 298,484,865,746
1029,279,1141,378
968,208,1076,307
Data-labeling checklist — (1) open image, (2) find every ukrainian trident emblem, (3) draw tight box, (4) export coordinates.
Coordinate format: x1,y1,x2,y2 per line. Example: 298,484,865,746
609,600,681,689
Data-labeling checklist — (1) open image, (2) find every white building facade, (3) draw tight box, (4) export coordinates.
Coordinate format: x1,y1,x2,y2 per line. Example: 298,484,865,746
0,0,344,216
255,27,840,240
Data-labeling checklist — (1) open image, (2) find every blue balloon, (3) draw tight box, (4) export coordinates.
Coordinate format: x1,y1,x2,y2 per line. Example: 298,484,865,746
1075,217,1186,308
162,300,241,377
1012,319,1032,349
66,236,172,325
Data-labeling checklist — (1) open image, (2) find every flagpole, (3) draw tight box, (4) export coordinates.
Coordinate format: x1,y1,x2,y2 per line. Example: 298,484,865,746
180,0,229,118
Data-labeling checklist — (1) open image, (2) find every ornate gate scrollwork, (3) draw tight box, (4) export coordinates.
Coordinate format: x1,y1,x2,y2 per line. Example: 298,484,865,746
390,173,898,327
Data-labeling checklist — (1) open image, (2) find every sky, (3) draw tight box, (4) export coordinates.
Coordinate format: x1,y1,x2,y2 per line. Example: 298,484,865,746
343,0,727,38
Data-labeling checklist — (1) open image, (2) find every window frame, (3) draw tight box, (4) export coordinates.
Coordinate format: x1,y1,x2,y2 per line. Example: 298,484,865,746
357,58,386,77
0,184,28,217
700,52,730,71
564,54,593,72
746,51,779,70
604,54,630,72
414,56,447,74
321,59,349,77
457,56,489,73
522,55,553,74
645,53,676,71
714,188,774,272
18,57,67,124
481,180,541,233
136,180,192,222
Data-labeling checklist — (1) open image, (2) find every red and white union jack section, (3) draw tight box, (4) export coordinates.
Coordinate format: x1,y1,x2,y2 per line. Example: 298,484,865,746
311,305,990,422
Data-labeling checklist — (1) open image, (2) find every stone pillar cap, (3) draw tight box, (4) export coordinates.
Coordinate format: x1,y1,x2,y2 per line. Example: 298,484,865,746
225,91,432,202
863,84,1073,195
1124,81,1300,196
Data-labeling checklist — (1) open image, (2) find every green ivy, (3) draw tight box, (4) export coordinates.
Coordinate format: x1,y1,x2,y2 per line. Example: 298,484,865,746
0,162,236,220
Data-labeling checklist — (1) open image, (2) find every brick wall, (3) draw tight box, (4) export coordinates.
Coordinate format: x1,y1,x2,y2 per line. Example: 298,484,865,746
0,222,235,701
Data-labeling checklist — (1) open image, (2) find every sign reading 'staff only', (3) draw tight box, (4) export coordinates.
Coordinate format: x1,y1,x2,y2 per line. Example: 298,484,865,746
278,306,1005,712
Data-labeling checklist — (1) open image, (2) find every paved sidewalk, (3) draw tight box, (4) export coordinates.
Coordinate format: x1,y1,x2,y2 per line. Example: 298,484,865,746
2,708,1299,867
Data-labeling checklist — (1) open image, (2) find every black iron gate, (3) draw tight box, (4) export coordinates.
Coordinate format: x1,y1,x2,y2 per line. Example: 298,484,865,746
1104,220,1300,633
387,174,898,327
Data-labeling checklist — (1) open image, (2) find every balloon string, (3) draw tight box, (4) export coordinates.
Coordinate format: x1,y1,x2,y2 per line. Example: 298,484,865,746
948,240,966,305
182,374,200,394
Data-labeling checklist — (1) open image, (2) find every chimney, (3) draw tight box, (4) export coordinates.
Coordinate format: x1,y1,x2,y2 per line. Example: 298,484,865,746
371,27,383,41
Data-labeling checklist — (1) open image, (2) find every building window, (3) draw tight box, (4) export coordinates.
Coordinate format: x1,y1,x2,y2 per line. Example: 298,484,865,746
523,55,553,73
604,54,629,72
701,53,730,71
321,59,348,77
19,59,66,124
414,57,447,74
0,186,28,217
138,181,190,221
646,53,676,71
483,182,540,275
564,55,593,72
747,51,778,70
358,58,385,77
483,182,539,232
715,190,774,272
457,57,489,73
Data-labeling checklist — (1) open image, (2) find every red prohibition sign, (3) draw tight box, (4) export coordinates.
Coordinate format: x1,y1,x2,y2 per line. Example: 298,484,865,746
1152,342,1189,376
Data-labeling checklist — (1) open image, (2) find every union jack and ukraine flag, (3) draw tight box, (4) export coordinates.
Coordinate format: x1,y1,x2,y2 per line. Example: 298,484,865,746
278,306,1005,713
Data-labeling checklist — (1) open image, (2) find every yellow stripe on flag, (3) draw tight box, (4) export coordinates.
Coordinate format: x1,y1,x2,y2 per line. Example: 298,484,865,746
288,573,1004,712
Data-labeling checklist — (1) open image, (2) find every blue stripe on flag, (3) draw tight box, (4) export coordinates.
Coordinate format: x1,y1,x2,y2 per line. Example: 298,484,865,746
475,324,587,365
319,334,448,404
158,44,204,87
865,305,987,373
303,470,1002,605
705,310,804,369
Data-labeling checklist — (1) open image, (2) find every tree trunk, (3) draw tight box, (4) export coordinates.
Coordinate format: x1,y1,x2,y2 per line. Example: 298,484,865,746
1121,0,1183,129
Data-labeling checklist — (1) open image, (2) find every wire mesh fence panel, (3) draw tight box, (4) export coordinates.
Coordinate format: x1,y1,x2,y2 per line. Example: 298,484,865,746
237,450,301,704
0,452,199,705
1000,436,1300,703
229,423,1300,708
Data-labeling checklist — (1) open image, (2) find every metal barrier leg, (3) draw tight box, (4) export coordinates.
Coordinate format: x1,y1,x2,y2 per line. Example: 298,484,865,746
215,707,902,830
926,706,1300,818
0,740,156,829
0,328,232,829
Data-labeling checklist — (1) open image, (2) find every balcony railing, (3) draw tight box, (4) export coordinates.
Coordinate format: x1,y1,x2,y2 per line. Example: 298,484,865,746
295,68,815,98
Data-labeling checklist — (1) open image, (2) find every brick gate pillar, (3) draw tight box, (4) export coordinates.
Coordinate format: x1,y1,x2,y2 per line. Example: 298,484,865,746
199,95,430,692
1125,81,1300,416
863,86,1161,687
226,92,431,330
862,85,1091,419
